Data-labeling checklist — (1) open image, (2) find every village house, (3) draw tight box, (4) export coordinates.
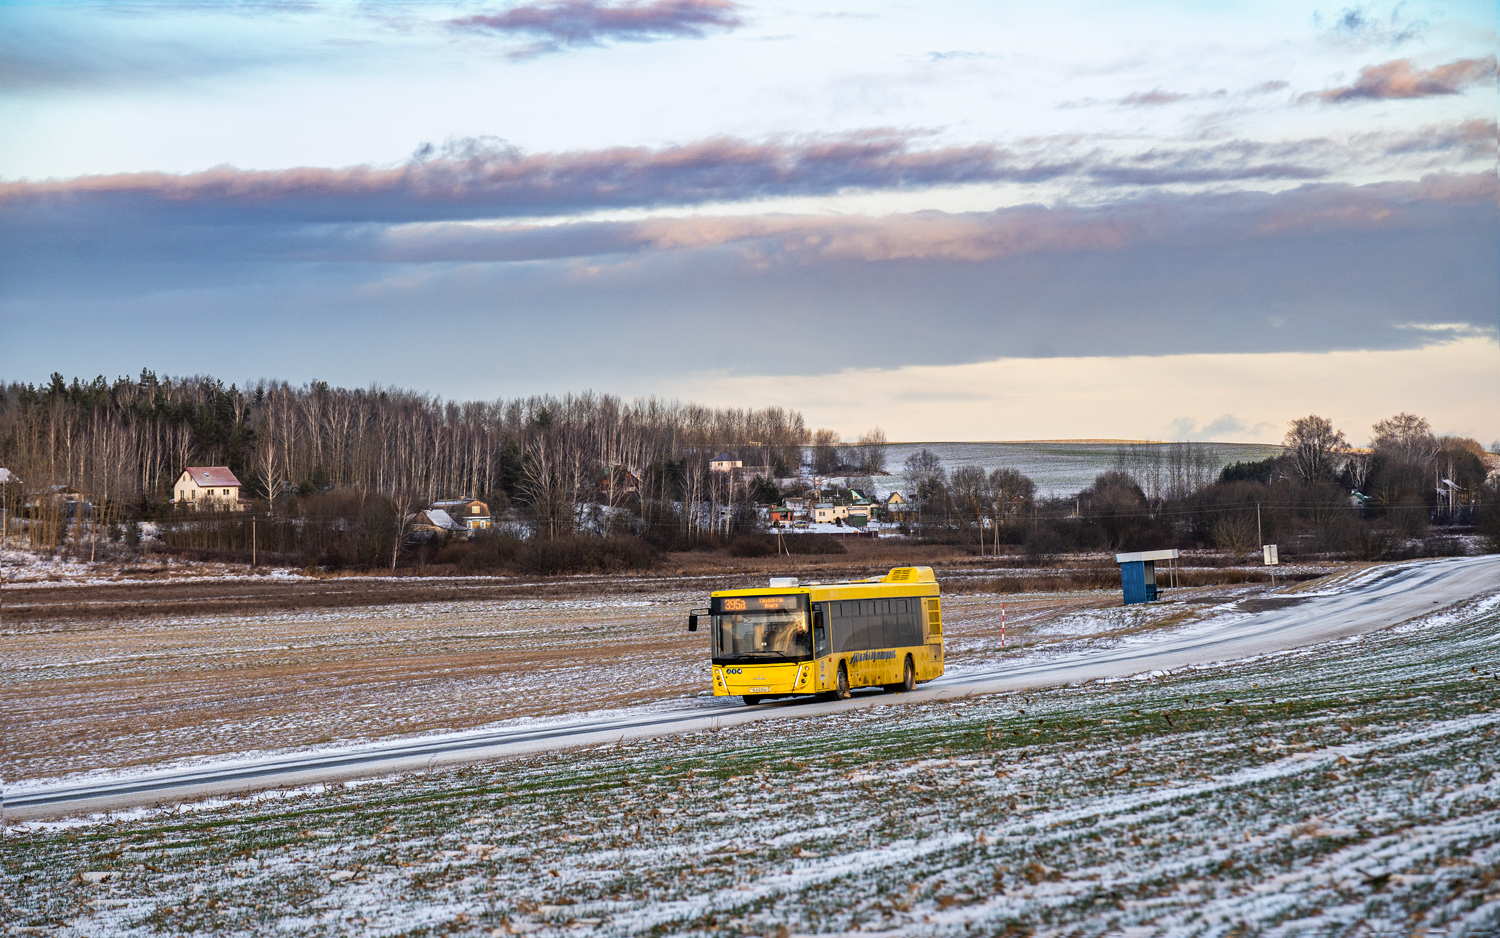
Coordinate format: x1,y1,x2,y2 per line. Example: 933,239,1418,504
885,491,914,522
173,467,243,509
812,502,847,523
600,467,642,499
407,508,465,535
709,452,743,473
767,506,793,525
431,498,493,531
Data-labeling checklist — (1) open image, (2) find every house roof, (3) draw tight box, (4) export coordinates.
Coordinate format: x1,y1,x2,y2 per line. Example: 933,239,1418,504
182,466,241,487
414,508,462,530
0,468,19,484
711,452,739,462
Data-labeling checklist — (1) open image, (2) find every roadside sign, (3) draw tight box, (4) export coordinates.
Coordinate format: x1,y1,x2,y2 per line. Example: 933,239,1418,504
1263,544,1279,566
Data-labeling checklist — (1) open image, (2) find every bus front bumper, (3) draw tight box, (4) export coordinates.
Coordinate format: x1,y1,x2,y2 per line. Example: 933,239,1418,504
713,662,815,698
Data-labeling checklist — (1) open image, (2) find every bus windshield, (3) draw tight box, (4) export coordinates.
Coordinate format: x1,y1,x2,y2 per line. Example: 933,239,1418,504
713,608,811,661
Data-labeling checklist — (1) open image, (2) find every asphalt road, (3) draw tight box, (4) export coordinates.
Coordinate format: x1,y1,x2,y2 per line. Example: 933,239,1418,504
7,555,1498,821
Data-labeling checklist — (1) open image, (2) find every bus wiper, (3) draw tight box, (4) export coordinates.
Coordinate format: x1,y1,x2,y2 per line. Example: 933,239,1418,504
745,651,788,658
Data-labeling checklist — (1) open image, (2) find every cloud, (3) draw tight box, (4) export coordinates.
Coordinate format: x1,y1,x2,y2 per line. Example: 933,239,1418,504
2,167,1493,384
1316,5,1426,47
6,121,1492,229
1091,80,1275,110
361,172,1496,266
1166,413,1279,441
1308,57,1497,103
1118,88,1193,107
449,0,743,55
1380,119,1496,161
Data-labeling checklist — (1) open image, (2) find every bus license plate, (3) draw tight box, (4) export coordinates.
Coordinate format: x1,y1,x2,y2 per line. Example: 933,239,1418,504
749,686,770,692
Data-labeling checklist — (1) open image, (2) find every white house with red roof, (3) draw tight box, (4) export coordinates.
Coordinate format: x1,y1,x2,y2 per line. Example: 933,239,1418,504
173,466,243,509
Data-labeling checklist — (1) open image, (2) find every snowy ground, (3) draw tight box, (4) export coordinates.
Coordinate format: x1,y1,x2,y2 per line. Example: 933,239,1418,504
0,547,311,587
877,442,1283,499
5,593,1497,937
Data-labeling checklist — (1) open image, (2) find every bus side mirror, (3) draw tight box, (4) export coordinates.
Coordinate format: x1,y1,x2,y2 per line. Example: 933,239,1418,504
687,614,699,632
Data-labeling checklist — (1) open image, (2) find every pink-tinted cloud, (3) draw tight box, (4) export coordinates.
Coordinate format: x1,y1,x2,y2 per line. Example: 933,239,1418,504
450,0,742,52
1,123,1490,229
1309,57,1496,103
373,172,1498,266
1118,88,1192,106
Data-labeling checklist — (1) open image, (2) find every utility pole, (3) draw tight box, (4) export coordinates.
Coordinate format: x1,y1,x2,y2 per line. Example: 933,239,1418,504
252,514,257,568
1256,503,1262,547
0,507,6,632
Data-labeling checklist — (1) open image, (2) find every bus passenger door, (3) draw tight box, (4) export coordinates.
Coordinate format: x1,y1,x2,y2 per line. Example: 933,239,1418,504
812,605,831,687
812,604,831,656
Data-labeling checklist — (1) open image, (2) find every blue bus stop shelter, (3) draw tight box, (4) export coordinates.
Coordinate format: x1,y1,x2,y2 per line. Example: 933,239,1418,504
1114,549,1180,605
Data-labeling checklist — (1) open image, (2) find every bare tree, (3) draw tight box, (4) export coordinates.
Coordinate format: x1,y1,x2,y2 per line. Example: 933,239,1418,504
1371,413,1437,467
856,427,889,474
811,428,841,475
1283,415,1347,482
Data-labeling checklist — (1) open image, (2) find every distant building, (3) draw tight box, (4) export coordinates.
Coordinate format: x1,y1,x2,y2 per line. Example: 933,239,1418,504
408,508,464,534
600,467,642,498
174,467,243,509
0,468,20,485
710,452,744,473
885,491,914,522
768,506,793,525
812,503,846,523
432,498,493,531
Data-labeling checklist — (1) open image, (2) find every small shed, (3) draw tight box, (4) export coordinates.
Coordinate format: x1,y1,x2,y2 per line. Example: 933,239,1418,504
1114,548,1180,605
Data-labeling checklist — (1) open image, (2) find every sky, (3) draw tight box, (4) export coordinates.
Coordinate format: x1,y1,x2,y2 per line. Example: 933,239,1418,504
0,0,1495,445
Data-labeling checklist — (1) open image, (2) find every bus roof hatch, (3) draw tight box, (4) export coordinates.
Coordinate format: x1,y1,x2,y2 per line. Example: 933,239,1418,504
884,566,936,584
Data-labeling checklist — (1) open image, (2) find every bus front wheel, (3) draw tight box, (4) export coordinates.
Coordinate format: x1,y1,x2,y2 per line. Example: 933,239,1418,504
834,663,851,700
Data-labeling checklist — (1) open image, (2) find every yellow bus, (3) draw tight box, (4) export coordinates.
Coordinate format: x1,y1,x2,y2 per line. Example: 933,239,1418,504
688,566,944,704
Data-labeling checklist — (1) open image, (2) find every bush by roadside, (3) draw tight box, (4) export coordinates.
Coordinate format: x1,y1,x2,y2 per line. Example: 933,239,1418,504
434,534,658,575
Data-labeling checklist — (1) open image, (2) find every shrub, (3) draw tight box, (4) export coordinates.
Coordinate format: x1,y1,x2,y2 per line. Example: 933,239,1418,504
517,535,658,575
781,533,847,555
728,536,775,557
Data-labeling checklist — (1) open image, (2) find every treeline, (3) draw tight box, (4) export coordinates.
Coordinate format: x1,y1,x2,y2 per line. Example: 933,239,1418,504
0,369,861,563
897,415,1498,561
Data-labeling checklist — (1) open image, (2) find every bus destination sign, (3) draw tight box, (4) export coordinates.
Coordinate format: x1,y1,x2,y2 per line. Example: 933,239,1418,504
713,595,802,614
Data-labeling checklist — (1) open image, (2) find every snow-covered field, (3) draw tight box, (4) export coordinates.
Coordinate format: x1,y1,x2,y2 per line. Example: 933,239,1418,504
878,442,1283,498
0,547,309,587
6,594,1497,936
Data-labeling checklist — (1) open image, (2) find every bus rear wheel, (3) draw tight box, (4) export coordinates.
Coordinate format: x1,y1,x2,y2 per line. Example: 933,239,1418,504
884,656,916,694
